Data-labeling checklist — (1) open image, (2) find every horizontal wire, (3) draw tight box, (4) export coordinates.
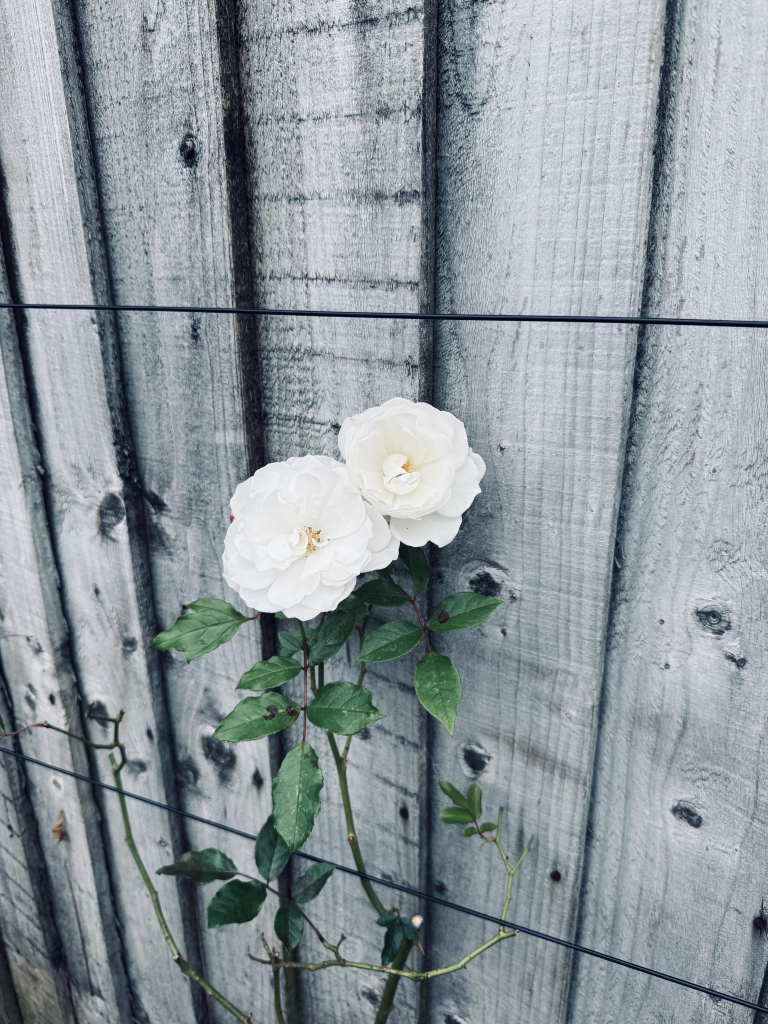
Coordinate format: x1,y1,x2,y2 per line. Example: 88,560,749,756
0,744,765,1014
2,300,768,329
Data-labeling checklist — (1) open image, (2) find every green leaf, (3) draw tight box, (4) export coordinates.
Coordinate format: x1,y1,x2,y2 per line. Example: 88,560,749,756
376,914,399,927
237,656,301,691
150,599,248,662
438,780,470,810
398,544,430,597
413,653,462,734
338,592,369,621
480,822,497,833
354,579,409,607
427,592,503,632
274,904,304,949
357,620,423,663
377,565,395,582
278,630,304,655
306,682,385,735
466,784,482,820
254,816,291,881
461,825,476,837
213,694,301,743
309,607,358,665
206,879,266,928
291,861,334,904
401,918,421,942
381,922,404,966
156,848,237,884
272,743,324,851
275,611,288,620
439,806,474,825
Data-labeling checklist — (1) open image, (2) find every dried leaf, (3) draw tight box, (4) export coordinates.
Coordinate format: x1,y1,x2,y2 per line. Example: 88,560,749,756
52,809,67,843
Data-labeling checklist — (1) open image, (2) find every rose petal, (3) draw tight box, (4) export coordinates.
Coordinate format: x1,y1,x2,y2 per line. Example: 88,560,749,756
438,453,483,517
389,511,462,547
362,503,400,571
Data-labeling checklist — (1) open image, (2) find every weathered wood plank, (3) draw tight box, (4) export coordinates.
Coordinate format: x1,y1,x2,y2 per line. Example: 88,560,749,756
0,285,74,1024
68,0,273,1017
568,2,768,1020
0,256,128,1021
427,1,666,1020
238,2,435,1017
0,2,203,1020
0,680,73,1024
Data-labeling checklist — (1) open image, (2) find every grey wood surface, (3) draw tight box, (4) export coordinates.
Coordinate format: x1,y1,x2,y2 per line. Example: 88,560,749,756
0,1,201,1020
567,1,768,1021
68,0,275,1017
0,265,75,1024
427,2,666,1021
1,0,767,1022
236,1,435,1018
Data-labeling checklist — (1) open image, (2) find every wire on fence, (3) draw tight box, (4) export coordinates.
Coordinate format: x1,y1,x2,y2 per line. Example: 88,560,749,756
0,742,765,1015
3,300,768,329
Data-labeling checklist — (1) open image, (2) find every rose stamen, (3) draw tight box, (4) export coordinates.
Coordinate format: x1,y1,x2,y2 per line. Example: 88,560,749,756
304,526,322,554
402,459,414,473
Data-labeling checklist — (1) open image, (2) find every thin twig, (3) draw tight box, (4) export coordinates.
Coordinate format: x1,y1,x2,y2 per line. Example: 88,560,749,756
15,710,252,1022
248,927,516,981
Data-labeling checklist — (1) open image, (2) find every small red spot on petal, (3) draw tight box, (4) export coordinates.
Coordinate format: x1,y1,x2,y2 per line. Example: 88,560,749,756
229,513,234,524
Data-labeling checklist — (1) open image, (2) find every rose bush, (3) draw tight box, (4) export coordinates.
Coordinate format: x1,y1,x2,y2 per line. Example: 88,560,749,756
130,399,514,1024
222,455,398,619
338,397,486,547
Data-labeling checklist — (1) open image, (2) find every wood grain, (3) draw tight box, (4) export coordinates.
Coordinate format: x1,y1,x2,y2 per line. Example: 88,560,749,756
69,0,273,1016
237,1,435,1017
0,276,75,1024
568,1,768,1020
0,1,202,1019
427,1,666,1020
0,243,128,1022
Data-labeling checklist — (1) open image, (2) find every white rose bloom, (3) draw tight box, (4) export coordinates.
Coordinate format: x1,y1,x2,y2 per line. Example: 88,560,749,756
222,455,399,620
338,397,486,548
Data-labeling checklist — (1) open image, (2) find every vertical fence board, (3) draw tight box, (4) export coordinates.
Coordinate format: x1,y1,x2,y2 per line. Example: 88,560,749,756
428,1,666,1021
0,2,203,1020
569,2,768,1020
0,274,75,1024
69,0,272,1016
0,265,127,1021
238,1,434,1018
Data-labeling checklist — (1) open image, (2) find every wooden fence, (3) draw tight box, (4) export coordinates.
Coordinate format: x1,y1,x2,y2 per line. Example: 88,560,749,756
0,0,766,1021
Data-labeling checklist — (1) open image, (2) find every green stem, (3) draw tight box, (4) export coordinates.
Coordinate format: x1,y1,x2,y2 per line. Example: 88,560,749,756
492,809,534,932
109,754,252,1022
326,732,387,917
374,939,413,1024
272,966,285,1024
249,927,515,981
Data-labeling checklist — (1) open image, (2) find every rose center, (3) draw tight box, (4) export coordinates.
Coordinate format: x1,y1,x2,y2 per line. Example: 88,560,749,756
303,526,324,554
382,453,421,495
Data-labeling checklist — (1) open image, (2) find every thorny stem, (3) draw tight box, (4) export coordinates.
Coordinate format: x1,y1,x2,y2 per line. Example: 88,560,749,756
251,811,535,999
3,710,252,1023
317,611,388,919
493,813,534,931
261,938,286,1024
375,938,414,1024
326,731,387,917
249,927,516,982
